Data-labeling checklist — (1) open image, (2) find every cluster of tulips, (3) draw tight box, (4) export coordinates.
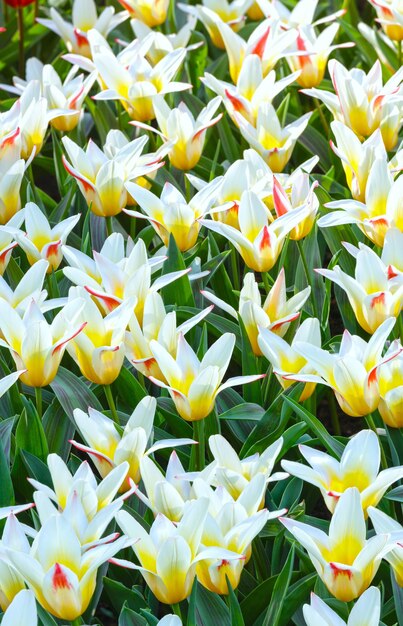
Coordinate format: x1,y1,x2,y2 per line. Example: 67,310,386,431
0,0,403,624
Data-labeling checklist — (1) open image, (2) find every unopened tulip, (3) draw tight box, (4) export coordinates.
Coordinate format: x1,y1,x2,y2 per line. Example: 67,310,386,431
378,350,403,427
0,511,33,610
367,0,403,40
179,0,251,49
118,0,169,27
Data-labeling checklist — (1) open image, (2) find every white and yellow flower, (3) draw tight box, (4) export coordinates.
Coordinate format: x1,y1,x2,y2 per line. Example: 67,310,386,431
0,212,25,272
272,171,319,240
0,510,34,610
367,0,403,41
118,0,169,26
0,259,51,314
378,349,403,428
0,590,37,626
303,587,381,626
179,0,252,49
130,17,197,64
368,506,403,586
256,0,345,29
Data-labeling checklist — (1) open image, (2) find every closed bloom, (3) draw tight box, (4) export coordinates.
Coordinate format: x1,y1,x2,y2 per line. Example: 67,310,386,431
0,259,52,315
378,350,403,427
282,430,403,514
72,396,195,485
63,287,134,385
320,159,403,247
62,132,165,217
124,179,221,251
179,0,251,49
272,171,319,240
37,0,129,57
257,318,321,401
281,487,390,602
0,510,34,610
235,103,312,172
368,506,403,586
200,190,312,272
89,30,191,122
303,587,381,626
1,590,37,626
367,0,403,41
0,145,25,225
131,96,222,171
0,298,85,388
202,270,310,356
302,59,403,150
149,332,264,421
7,515,127,621
118,0,169,27
0,212,25,272
115,499,240,603
317,243,403,334
288,317,400,417
6,202,79,272
287,24,354,89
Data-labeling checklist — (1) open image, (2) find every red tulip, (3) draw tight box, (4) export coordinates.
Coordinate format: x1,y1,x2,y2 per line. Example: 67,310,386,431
4,0,35,6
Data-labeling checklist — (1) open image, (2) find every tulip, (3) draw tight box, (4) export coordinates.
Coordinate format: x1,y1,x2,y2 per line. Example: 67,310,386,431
131,96,222,171
5,202,80,272
213,18,297,82
320,158,403,247
282,430,403,514
130,17,197,65
0,212,25,272
235,103,312,172
89,30,191,122
378,350,403,427
118,0,169,27
0,132,26,223
1,590,37,626
200,190,312,272
7,515,127,620
257,0,345,28
368,506,403,585
0,298,86,388
37,0,129,57
158,617,182,626
257,318,321,401
63,287,134,385
149,332,264,421
202,270,310,355
367,0,403,41
63,237,187,324
287,317,400,417
281,487,390,601
207,434,288,500
62,131,166,218
72,396,195,485
124,179,221,251
0,259,50,314
115,499,240,604
0,511,34,610
302,59,403,150
272,171,319,240
179,0,251,49
303,587,381,626
125,291,213,379
287,24,354,89
202,60,300,126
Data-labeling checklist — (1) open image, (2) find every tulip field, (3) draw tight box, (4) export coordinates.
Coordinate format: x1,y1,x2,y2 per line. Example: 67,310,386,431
1,0,403,624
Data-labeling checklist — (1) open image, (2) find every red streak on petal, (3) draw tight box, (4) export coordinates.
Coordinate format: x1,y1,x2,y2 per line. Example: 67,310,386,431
224,89,246,114
368,367,378,385
52,563,72,590
271,312,300,331
69,84,85,110
74,28,89,50
0,127,20,149
46,240,62,259
327,491,340,499
62,155,94,193
296,32,310,68
330,563,352,579
371,292,386,308
250,25,271,57
52,321,87,356
272,176,290,217
84,286,120,312
387,265,399,279
259,226,271,251
218,559,230,569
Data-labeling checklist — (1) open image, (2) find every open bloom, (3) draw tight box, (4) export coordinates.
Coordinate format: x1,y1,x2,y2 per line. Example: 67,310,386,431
272,171,319,240
62,131,165,217
288,317,400,417
302,59,403,150
282,430,403,514
0,259,52,315
6,202,79,272
317,242,403,334
63,287,134,385
125,292,213,379
179,0,251,49
281,487,390,601
37,0,129,57
118,0,169,26
0,212,25,273
235,103,312,172
303,587,381,626
320,160,403,247
130,17,197,64
287,24,354,89
257,318,321,401
367,0,403,40
368,507,403,585
200,190,312,272
89,30,191,122
72,396,195,485
7,515,127,621
378,350,403,427
0,508,35,610
131,96,222,171
149,332,264,421
115,499,240,603
125,179,221,251
202,59,299,126
202,270,310,355
257,0,345,28
0,298,85,387
1,590,37,626
0,140,25,225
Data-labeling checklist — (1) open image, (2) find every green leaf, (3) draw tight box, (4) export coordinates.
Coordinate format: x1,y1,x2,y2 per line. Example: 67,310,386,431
104,579,148,616
119,604,149,626
262,545,295,626
194,582,231,626
219,403,265,422
0,432,13,506
162,235,195,307
20,450,52,487
226,578,245,626
238,315,262,405
50,367,102,421
15,406,48,462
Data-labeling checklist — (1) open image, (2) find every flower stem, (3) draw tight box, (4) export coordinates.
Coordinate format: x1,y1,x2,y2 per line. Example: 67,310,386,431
17,7,24,77
398,40,402,68
105,216,113,237
171,603,183,619
104,384,119,425
35,386,42,418
71,619,83,626
313,97,329,136
193,418,205,471
184,173,191,203
296,239,319,320
365,413,387,470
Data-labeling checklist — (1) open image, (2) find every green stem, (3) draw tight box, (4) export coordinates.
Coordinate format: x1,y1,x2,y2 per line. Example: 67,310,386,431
398,40,402,68
296,239,319,320
184,174,191,203
104,384,119,425
313,97,329,136
193,418,205,471
262,271,271,294
35,386,42,418
71,619,83,626
105,216,113,237
365,413,387,470
18,7,24,77
171,603,182,619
